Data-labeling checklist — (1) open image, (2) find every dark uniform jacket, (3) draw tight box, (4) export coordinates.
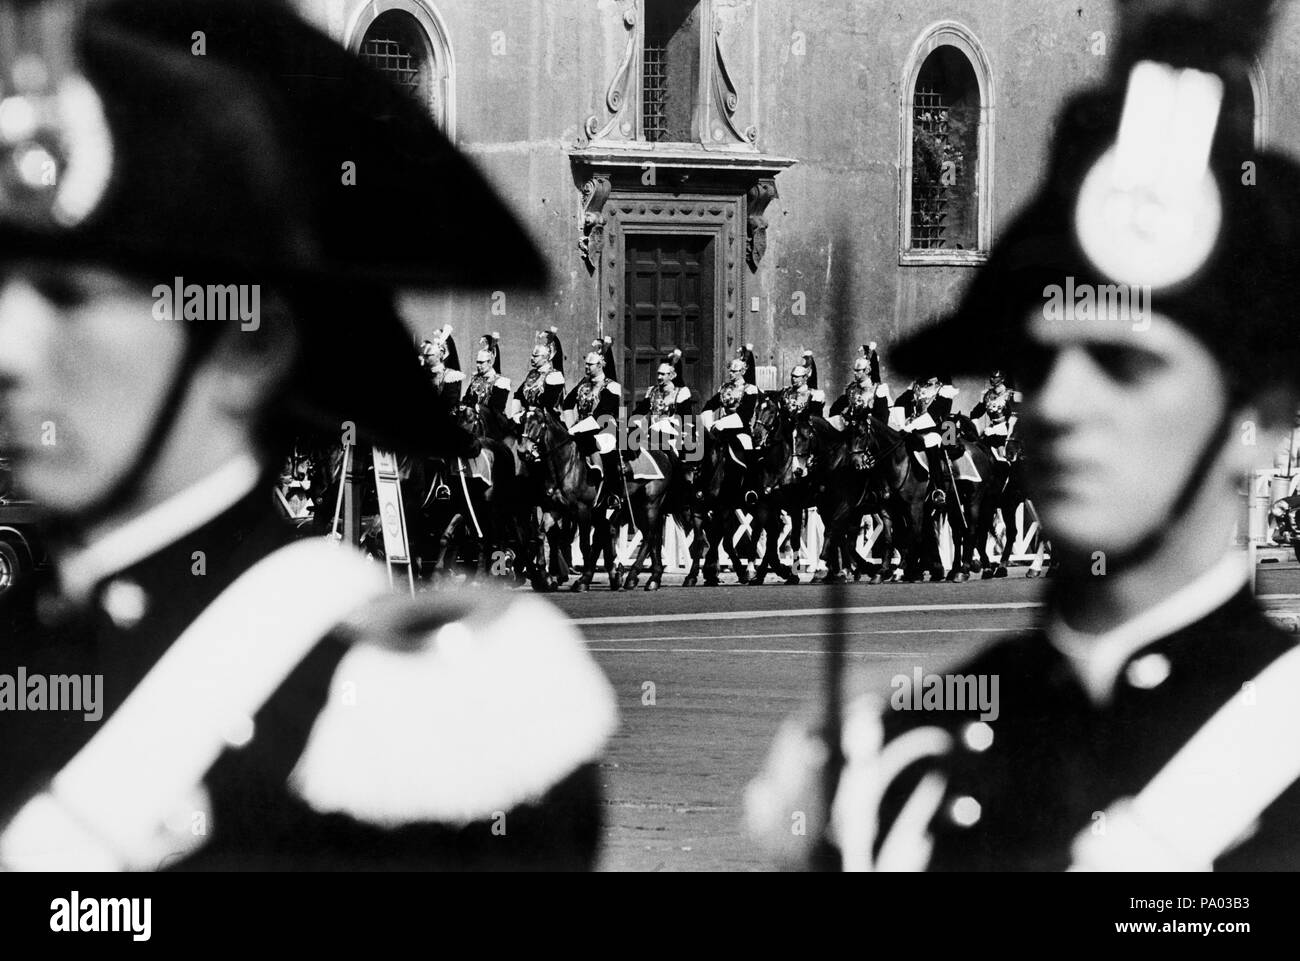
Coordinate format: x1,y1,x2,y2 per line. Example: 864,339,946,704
774,385,825,422
829,381,890,423
970,383,1016,428
426,367,463,411
563,378,621,424
703,379,759,425
515,368,565,415
853,592,1300,871
892,385,955,424
0,491,614,870
464,370,511,414
633,384,694,421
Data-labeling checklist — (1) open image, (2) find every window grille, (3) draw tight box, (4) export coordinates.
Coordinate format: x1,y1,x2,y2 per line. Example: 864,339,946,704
643,42,668,143
362,37,424,101
911,86,954,250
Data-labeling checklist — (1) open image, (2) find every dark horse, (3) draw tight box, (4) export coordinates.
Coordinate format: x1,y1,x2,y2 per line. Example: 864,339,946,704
972,433,1055,578
413,404,526,583
747,395,810,586
810,416,888,584
934,413,995,583
617,422,696,592
517,407,618,592
680,426,754,587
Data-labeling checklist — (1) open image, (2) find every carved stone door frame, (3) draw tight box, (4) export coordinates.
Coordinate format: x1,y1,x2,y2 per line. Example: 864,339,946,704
595,191,745,389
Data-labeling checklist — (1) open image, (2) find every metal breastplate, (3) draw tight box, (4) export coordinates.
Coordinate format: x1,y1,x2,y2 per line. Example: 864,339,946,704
719,379,745,413
983,385,1009,422
911,384,938,419
783,386,809,414
648,384,676,420
576,379,601,418
521,368,546,405
468,373,493,406
847,382,873,414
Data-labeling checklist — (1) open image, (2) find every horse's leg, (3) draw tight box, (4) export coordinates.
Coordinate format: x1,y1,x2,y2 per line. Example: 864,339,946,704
682,508,705,588
569,506,593,592
644,498,666,591
623,516,650,590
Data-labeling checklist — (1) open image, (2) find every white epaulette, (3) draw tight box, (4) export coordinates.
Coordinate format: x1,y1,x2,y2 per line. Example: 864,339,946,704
444,370,464,384
675,386,692,402
605,381,622,395
810,389,825,403
287,593,618,827
875,383,890,398
939,385,959,399
544,371,565,386
744,384,759,395
494,376,511,390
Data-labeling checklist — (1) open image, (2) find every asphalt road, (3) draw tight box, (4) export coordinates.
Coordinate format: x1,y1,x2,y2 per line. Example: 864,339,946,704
546,560,1300,872
550,573,1046,872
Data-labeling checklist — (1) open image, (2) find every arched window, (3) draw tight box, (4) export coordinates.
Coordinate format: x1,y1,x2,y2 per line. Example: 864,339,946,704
347,1,455,137
900,22,993,265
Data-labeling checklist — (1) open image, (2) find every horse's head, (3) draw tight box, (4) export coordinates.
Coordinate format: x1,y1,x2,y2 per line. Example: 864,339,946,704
518,408,548,464
750,394,780,450
1005,435,1024,464
849,417,876,472
456,403,485,438
787,418,818,481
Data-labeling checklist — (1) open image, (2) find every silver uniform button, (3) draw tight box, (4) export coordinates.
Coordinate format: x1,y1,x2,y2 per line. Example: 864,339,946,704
100,578,148,630
962,721,994,753
950,795,982,828
1125,653,1172,690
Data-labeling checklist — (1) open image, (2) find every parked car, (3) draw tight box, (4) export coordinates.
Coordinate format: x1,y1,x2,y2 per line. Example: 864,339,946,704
0,457,47,600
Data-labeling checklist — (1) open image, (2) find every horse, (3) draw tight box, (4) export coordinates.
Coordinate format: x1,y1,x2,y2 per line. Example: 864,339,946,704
746,395,811,586
679,426,754,587
409,405,526,583
616,417,697,592
809,416,883,584
516,407,619,592
972,433,1056,578
934,413,995,583
859,414,936,582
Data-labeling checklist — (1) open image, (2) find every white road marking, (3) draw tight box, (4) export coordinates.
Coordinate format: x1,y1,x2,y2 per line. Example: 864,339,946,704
585,627,1028,643
568,601,1043,627
588,648,931,655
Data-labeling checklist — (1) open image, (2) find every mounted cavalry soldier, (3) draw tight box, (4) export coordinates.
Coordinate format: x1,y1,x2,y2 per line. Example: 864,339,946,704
891,374,959,499
634,348,695,453
419,325,463,410
703,355,761,501
562,346,622,490
778,355,825,424
0,0,615,871
969,369,1019,456
465,344,511,417
828,343,891,429
747,0,1300,872
515,330,566,418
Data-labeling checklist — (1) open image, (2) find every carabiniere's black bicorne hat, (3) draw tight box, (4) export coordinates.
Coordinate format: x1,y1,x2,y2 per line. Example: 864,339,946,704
0,0,548,458
890,0,1300,400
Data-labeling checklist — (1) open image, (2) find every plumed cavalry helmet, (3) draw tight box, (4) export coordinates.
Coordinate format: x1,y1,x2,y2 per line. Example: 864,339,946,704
735,343,757,385
479,332,502,373
593,335,617,382
0,0,547,466
535,328,564,372
890,0,1300,403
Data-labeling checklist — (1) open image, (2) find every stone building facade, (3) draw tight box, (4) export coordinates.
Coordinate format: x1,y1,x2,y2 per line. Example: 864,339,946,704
291,0,1299,401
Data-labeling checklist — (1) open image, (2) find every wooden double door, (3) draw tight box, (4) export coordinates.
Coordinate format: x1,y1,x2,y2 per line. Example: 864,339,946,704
623,234,716,403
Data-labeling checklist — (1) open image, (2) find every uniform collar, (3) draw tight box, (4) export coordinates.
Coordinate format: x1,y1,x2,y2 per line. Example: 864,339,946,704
1047,552,1250,704
58,454,263,603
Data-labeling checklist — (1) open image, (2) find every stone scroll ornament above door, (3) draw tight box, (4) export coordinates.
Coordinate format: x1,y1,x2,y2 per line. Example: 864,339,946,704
583,0,757,147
